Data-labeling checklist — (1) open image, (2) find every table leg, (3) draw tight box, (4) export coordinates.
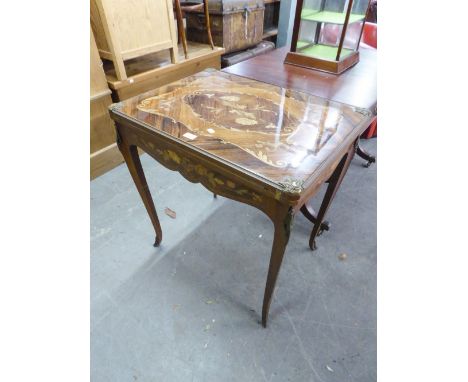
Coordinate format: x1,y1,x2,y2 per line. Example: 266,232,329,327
300,202,330,236
356,139,376,168
203,0,215,49
309,147,355,250
262,206,294,327
174,0,189,59
118,142,163,247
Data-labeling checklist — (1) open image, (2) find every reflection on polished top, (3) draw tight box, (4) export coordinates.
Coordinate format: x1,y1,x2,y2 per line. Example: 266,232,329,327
113,70,371,187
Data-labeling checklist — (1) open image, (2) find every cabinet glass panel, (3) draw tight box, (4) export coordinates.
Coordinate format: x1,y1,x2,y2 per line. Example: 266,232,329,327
295,0,369,61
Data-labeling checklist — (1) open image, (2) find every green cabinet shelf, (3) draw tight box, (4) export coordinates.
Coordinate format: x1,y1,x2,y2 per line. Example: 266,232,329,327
301,9,365,25
286,0,372,74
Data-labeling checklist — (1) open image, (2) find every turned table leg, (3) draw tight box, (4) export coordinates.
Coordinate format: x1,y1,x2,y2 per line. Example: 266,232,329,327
118,141,163,247
262,206,294,327
309,146,355,250
174,0,188,59
203,0,215,49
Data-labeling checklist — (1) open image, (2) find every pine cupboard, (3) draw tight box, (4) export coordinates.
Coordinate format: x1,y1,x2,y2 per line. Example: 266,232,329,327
91,0,179,80
90,30,123,179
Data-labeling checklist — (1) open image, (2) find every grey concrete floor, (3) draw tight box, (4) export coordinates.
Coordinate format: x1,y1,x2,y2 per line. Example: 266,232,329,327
91,139,376,382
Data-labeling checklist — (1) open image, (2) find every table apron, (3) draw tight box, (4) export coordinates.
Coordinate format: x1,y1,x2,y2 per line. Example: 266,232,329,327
115,121,297,222
297,143,355,209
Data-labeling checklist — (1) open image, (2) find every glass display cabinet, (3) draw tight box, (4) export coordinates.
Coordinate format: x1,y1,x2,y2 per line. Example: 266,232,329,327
285,0,371,74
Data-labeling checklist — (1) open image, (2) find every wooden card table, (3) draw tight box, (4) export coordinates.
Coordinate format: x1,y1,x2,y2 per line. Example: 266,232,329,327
109,69,373,327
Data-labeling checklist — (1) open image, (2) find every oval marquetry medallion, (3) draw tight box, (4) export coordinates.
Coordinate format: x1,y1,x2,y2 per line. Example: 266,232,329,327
182,91,299,134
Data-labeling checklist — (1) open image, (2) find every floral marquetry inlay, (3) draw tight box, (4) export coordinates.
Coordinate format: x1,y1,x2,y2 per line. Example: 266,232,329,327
131,132,265,203
136,74,351,169
115,70,371,186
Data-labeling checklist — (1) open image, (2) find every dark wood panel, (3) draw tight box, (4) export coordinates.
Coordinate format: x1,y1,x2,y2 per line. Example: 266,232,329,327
223,46,377,112
185,8,264,54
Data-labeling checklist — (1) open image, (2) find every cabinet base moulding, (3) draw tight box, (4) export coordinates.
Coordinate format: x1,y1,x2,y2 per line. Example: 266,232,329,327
90,143,124,180
90,144,146,180
284,51,359,74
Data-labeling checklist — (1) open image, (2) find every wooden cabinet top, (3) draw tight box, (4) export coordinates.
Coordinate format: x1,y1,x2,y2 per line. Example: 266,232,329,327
110,70,372,193
223,47,377,112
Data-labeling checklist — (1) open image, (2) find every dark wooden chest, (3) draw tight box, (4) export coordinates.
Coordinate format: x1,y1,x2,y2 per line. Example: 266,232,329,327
185,0,265,54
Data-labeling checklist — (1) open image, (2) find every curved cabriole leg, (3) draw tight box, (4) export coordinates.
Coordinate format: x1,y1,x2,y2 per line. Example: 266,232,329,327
118,142,163,247
262,207,294,328
356,140,376,168
309,149,354,250
300,203,330,236
203,0,215,49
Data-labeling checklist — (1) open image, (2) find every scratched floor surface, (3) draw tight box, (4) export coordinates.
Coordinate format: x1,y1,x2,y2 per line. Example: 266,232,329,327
91,139,377,382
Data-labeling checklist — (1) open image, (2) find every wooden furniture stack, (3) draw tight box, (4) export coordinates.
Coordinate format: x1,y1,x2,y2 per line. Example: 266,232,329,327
102,42,224,101
90,30,123,179
91,0,179,80
90,0,225,179
90,0,224,102
185,0,265,54
174,0,214,59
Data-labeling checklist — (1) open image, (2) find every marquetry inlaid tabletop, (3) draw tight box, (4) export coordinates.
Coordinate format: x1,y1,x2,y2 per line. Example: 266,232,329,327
112,70,371,190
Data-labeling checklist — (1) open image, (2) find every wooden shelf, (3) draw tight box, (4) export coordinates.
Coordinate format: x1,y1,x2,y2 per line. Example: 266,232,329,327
298,43,354,61
103,42,224,100
264,0,280,4
91,0,179,81
301,9,365,25
104,42,223,85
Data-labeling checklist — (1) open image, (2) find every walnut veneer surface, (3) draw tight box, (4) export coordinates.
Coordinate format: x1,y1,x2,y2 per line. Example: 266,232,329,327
112,70,371,192
223,46,377,112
